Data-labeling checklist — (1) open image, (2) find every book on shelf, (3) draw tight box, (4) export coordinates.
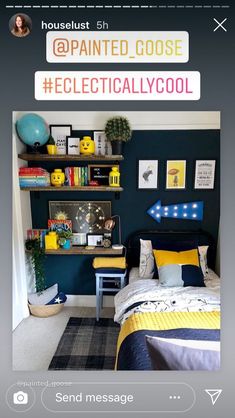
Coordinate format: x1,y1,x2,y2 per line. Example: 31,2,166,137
65,166,88,187
48,219,72,233
20,181,50,187
27,229,48,248
19,167,50,187
19,167,49,175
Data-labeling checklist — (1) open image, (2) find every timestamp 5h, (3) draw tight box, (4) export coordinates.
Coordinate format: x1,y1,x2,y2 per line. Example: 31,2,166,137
96,21,109,30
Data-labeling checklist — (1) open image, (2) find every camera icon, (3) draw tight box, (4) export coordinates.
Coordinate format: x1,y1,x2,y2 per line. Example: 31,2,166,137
13,391,28,405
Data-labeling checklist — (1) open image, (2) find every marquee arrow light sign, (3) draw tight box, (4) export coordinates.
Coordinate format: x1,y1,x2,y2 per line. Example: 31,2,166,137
147,200,204,223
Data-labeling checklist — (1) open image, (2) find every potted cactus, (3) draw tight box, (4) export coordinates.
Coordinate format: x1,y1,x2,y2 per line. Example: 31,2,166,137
46,135,57,155
104,116,132,155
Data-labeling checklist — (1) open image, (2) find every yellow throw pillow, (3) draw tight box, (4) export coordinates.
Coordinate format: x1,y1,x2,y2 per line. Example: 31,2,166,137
153,249,200,268
93,257,126,269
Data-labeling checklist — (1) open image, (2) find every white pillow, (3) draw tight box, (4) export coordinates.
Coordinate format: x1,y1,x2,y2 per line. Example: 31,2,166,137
198,245,209,277
129,267,142,283
139,239,154,279
28,283,58,305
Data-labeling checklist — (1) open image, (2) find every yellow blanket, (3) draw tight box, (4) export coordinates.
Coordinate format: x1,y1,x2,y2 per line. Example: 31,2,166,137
115,311,220,369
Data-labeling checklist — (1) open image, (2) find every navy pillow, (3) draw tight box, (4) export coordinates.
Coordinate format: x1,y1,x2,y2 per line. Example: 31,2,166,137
182,264,205,287
157,264,205,287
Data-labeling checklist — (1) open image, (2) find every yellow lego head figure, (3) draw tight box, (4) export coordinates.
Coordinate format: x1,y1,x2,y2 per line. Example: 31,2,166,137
51,169,65,187
80,136,95,155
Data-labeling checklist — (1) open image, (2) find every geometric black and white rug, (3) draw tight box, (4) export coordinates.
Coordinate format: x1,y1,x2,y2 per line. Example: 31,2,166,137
48,317,120,370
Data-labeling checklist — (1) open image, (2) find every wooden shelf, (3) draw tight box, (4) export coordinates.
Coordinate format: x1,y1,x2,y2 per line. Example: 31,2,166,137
45,247,123,255
18,153,124,162
20,186,123,192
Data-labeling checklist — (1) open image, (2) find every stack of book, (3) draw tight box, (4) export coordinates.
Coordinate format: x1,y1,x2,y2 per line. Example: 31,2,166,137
65,167,89,186
19,167,50,187
27,229,48,248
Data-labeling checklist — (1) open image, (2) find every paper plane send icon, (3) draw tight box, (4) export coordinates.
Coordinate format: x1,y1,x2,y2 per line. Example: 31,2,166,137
205,389,222,405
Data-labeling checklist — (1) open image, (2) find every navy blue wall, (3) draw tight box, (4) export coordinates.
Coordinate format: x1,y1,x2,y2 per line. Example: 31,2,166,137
30,129,220,295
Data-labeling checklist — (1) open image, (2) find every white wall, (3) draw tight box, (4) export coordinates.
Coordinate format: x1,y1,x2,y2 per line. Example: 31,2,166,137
14,111,220,131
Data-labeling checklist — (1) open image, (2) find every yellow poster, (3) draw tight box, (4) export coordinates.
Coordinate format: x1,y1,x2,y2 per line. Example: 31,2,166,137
166,160,186,189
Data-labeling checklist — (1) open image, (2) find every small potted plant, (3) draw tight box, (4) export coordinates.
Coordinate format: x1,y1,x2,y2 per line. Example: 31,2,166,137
46,135,57,155
25,238,66,317
58,230,73,250
104,116,132,155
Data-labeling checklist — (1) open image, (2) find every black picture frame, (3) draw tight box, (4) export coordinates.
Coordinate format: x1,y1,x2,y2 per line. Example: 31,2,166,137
49,201,111,234
49,125,72,155
88,164,118,186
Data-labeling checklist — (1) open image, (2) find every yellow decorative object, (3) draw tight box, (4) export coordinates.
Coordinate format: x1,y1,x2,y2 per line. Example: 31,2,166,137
80,136,95,155
109,166,120,187
93,257,126,269
51,169,65,187
153,249,200,268
45,231,59,250
47,144,57,155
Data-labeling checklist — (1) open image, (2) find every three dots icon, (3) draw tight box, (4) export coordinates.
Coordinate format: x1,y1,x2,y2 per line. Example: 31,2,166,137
169,395,181,400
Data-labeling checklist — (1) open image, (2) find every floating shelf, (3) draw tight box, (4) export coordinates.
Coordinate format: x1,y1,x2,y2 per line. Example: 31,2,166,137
20,186,123,192
45,247,123,255
18,153,124,162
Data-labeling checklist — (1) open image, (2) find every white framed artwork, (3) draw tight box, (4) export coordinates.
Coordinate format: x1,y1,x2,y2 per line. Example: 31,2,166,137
94,131,112,156
194,160,216,189
66,137,80,155
138,160,158,189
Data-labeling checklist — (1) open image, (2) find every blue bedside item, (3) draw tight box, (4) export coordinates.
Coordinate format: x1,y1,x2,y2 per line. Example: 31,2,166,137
94,268,126,321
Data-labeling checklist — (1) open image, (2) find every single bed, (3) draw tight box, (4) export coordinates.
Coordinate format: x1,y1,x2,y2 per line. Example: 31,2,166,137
114,230,220,371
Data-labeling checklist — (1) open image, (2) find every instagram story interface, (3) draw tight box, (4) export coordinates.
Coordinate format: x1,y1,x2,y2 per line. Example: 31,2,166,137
1,1,234,418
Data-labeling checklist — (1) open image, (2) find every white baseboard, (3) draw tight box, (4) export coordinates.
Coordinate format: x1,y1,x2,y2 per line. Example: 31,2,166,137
66,295,114,308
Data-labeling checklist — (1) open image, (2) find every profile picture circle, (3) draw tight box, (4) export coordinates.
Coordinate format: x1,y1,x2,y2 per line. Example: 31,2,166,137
9,14,32,38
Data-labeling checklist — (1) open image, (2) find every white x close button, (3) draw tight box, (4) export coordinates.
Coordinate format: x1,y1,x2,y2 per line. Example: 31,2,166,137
213,18,228,32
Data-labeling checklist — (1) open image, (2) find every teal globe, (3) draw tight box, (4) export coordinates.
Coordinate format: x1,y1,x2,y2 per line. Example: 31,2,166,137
16,113,49,148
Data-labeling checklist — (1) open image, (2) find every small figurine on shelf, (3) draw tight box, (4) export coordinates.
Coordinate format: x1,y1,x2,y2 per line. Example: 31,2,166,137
80,136,95,155
46,135,57,155
51,169,65,187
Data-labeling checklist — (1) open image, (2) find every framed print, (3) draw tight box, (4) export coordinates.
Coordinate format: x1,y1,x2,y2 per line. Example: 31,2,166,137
93,131,112,156
138,160,158,189
194,160,216,189
88,164,118,186
49,201,111,234
66,136,80,155
50,125,72,155
166,160,186,189
87,233,104,247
